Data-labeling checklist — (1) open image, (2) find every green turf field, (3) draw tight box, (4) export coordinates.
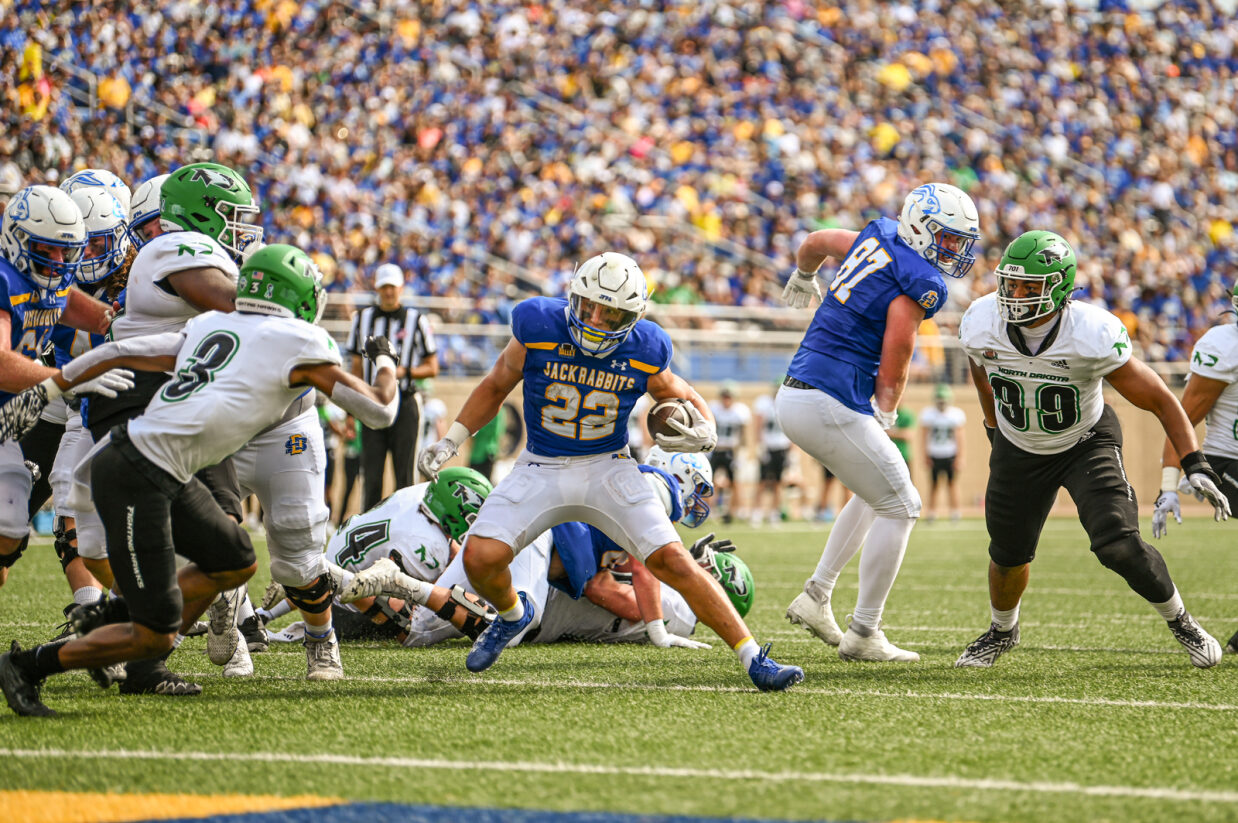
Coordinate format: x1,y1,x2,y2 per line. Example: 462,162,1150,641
1,517,1236,823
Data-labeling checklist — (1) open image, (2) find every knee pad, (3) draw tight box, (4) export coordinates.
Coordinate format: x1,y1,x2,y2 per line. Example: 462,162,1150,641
284,573,336,615
0,534,28,569
363,597,413,633
53,517,79,571
1093,535,1173,602
434,585,496,640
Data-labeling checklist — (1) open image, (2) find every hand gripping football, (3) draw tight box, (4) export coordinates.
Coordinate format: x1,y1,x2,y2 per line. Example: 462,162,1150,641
647,398,694,441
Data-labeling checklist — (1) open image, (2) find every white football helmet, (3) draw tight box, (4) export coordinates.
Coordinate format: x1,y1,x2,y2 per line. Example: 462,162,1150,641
567,252,649,356
60,168,132,214
896,183,980,278
645,445,714,528
127,173,169,249
1,185,86,291
69,188,130,285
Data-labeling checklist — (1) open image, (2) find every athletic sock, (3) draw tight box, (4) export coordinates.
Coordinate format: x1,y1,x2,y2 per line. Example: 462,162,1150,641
991,604,1020,632
498,598,525,623
236,591,255,623
172,634,185,649
850,515,916,631
734,637,759,669
849,607,882,634
73,586,104,608
1152,587,1185,622
266,600,293,620
304,618,333,641
809,496,876,597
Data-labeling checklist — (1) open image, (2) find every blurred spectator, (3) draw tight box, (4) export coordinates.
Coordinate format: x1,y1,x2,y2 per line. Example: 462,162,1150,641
919,384,966,523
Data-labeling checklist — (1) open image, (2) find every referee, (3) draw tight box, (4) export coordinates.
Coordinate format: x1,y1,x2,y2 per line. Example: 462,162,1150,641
346,263,439,508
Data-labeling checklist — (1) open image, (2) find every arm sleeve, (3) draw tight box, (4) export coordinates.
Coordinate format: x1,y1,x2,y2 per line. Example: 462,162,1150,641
60,331,185,382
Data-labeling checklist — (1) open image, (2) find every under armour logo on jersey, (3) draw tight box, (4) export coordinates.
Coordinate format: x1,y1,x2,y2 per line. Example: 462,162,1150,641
918,290,939,310
285,434,308,455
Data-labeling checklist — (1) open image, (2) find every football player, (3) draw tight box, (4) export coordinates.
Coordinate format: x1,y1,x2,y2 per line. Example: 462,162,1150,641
955,231,1229,669
418,252,802,690
0,185,130,586
1148,280,1238,653
779,182,979,662
0,244,400,716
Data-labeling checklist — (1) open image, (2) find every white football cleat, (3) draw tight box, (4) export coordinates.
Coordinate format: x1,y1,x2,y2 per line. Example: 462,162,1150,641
1168,610,1222,669
260,580,286,612
338,557,429,606
838,624,920,662
785,591,843,646
223,636,253,677
206,586,243,665
305,631,343,681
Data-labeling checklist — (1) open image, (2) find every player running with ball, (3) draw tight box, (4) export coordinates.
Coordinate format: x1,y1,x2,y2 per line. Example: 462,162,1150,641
418,252,802,690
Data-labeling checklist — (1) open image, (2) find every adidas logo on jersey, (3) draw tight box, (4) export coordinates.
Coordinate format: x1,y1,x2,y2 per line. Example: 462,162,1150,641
1048,359,1070,370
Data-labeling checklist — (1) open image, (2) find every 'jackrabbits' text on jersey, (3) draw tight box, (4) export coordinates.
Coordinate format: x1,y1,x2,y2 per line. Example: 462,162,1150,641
514,296,672,457
127,311,340,482
787,217,948,414
959,294,1131,455
1189,324,1238,460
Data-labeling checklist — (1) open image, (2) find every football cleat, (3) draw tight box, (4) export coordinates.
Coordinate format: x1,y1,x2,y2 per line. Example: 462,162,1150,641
466,591,534,673
119,659,202,696
305,631,343,681
206,587,243,665
87,662,127,689
747,643,804,692
785,591,843,646
1226,627,1238,656
839,621,920,662
183,620,208,638
0,641,55,717
68,594,130,636
339,557,429,606
1168,610,1222,669
50,603,77,642
955,623,1020,668
223,638,254,678
239,615,268,654
260,580,287,612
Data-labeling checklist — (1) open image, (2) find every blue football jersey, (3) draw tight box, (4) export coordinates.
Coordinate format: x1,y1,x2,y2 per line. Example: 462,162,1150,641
514,296,672,457
787,217,946,413
0,258,69,407
50,282,111,368
549,465,683,599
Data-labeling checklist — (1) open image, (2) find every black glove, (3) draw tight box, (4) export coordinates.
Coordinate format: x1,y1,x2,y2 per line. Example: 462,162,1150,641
363,335,398,363
690,533,737,559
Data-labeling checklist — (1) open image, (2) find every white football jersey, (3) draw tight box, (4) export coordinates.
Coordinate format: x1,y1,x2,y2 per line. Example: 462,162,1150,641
109,232,238,341
1188,324,1238,460
327,483,452,582
919,405,966,458
753,393,791,450
128,311,341,482
529,585,696,644
710,400,751,450
959,294,1132,455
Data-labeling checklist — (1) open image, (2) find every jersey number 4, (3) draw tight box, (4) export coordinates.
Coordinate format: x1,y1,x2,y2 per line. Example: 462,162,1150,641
989,375,1080,433
161,331,241,402
542,382,619,441
830,238,892,304
336,521,391,568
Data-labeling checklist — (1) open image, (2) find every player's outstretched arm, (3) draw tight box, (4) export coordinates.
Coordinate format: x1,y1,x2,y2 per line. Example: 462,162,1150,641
60,287,116,335
872,295,925,429
292,359,398,430
419,338,525,477
0,309,58,393
1107,357,1230,524
164,266,239,313
1158,373,1226,472
783,229,861,308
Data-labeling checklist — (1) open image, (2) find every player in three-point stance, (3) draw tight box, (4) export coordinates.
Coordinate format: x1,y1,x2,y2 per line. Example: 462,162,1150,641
779,182,980,662
417,252,803,690
955,230,1229,669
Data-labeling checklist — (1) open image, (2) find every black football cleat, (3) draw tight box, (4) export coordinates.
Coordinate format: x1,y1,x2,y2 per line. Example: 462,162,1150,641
1225,627,1238,656
955,623,1020,668
0,641,55,717
118,659,202,696
68,595,129,636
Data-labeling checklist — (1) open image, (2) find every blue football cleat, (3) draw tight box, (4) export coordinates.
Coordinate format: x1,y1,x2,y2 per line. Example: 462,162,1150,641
466,591,534,673
747,642,804,692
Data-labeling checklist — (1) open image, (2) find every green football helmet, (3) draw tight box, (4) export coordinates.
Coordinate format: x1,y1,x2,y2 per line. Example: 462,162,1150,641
160,162,262,259
995,230,1077,326
421,467,493,542
698,549,754,617
236,244,326,323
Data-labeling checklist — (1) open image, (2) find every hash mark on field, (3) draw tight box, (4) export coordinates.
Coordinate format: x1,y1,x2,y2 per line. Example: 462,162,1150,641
1,748,1234,804
192,673,1238,711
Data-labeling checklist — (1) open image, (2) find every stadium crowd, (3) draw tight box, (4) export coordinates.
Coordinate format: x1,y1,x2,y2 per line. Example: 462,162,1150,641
3,0,1238,366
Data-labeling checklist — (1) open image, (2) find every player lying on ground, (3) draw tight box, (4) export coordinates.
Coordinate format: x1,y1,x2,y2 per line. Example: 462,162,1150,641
0,244,401,716
955,230,1229,670
416,252,801,690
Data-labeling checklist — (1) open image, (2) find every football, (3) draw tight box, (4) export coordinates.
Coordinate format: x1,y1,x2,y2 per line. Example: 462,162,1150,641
647,398,693,440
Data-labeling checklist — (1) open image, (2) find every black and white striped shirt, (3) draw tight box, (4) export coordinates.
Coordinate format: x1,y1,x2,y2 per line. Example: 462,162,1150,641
346,304,437,393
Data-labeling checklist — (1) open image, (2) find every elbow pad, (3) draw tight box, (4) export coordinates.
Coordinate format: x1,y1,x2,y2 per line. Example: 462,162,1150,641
61,332,184,382
331,380,398,429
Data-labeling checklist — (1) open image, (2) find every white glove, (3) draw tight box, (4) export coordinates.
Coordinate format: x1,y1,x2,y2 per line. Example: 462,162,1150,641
781,268,822,309
1152,491,1180,539
417,421,470,479
654,403,717,453
1177,475,1204,502
1181,451,1232,522
645,619,711,650
872,405,897,430
66,368,135,400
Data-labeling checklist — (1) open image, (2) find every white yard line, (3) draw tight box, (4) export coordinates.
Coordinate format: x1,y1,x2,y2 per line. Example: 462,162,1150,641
0,748,1233,804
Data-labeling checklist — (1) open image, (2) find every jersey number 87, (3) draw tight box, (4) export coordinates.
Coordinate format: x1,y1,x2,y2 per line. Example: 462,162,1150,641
830,238,892,304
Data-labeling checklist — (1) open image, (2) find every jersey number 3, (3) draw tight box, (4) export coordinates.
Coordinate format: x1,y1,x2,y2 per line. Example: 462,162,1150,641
161,331,241,402
830,237,892,304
